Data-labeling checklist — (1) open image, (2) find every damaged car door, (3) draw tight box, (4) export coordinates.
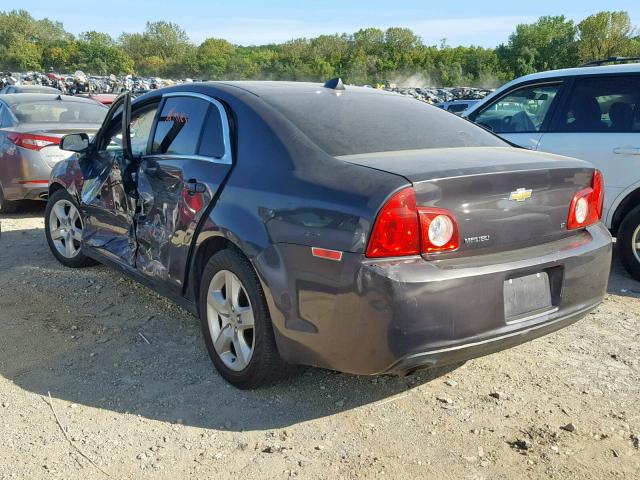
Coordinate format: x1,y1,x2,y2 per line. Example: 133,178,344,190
135,92,233,292
79,94,159,265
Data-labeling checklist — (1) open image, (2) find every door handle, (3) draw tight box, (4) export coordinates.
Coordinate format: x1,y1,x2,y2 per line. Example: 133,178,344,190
186,179,206,194
613,147,640,155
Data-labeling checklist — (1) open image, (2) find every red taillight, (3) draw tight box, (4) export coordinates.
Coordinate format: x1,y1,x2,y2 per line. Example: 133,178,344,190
366,188,460,258
7,133,60,151
567,170,604,230
366,187,420,258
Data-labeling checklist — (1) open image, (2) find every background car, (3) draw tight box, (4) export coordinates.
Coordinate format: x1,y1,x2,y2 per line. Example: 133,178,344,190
436,99,480,114
75,93,118,106
46,81,611,388
464,61,640,279
0,84,62,94
0,94,107,212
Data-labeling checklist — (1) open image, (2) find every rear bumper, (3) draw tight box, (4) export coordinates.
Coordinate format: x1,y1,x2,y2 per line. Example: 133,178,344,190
0,148,52,201
258,224,612,375
384,301,596,374
2,183,49,201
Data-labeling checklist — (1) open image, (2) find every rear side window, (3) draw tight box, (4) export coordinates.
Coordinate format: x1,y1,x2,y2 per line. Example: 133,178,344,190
554,76,640,133
9,100,107,124
198,107,225,158
152,97,209,155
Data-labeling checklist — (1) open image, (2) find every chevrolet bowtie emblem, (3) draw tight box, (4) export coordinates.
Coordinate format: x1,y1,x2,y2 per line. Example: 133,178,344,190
509,188,533,202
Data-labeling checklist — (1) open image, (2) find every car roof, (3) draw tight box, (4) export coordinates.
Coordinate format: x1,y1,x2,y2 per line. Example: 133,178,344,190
506,62,640,84
12,85,60,92
0,93,103,106
209,80,397,98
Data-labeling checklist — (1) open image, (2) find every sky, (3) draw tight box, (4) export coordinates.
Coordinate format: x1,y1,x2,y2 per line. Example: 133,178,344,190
15,0,640,47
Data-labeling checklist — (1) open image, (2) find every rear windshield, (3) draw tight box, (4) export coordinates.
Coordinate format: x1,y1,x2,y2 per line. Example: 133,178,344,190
10,100,107,124
262,90,506,156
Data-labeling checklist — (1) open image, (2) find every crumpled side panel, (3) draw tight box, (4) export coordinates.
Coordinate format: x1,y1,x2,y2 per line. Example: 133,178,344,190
79,150,137,266
134,165,180,281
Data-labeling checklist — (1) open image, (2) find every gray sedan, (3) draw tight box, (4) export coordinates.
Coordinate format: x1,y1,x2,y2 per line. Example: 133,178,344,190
0,94,107,212
0,84,62,94
46,82,612,388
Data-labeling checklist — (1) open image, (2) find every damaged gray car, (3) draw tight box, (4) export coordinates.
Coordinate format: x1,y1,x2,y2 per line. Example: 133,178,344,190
45,81,612,388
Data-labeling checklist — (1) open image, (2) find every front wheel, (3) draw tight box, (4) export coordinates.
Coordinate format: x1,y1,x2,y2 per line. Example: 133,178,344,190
198,248,290,389
617,206,640,281
44,189,96,268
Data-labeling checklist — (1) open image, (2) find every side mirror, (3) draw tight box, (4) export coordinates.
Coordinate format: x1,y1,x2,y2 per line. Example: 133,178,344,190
60,133,89,152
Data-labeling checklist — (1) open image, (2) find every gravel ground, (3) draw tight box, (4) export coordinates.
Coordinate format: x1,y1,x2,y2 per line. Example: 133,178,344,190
1,203,638,480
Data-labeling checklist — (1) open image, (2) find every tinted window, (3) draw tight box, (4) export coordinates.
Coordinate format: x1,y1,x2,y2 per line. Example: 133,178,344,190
102,103,159,157
263,90,505,156
554,76,640,133
152,97,209,155
198,107,225,158
130,105,158,156
10,100,107,124
474,84,560,134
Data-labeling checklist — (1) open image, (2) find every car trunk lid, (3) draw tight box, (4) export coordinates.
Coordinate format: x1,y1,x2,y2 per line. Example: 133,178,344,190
337,147,595,256
8,124,100,167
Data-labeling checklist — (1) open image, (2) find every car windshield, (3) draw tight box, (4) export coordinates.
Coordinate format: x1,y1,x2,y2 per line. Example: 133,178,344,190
262,89,506,156
10,100,107,124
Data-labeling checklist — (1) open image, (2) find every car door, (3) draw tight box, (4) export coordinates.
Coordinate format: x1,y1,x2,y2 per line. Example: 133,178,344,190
135,92,233,293
470,82,563,150
537,74,640,225
80,94,160,265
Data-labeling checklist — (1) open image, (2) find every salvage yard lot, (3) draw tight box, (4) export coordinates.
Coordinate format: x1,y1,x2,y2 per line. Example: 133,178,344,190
1,203,638,479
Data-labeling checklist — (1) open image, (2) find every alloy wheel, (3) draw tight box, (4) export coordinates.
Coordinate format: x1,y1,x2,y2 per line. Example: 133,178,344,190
49,199,83,259
206,269,256,371
632,224,640,264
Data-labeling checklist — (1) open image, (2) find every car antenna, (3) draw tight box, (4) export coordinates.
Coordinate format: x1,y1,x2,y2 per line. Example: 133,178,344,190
323,77,345,90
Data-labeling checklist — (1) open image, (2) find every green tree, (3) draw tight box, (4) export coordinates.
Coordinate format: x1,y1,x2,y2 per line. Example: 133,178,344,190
72,31,134,75
577,11,636,62
120,21,196,76
198,38,235,79
0,10,72,70
497,16,578,77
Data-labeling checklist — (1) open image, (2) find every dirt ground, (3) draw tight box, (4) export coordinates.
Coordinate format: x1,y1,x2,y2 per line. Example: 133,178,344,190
0,202,638,480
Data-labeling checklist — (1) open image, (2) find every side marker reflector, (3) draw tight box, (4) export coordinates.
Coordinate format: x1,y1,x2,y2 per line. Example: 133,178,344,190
311,247,343,261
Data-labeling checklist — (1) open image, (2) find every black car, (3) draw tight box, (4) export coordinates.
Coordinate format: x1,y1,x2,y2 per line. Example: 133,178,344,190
46,81,611,388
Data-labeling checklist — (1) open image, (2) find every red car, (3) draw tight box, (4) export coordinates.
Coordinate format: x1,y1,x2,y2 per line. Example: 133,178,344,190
75,93,118,106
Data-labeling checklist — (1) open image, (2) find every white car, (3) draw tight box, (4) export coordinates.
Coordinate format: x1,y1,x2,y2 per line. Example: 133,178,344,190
464,61,640,279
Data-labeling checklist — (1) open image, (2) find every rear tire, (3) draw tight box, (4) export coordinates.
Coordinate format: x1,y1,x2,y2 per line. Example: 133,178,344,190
0,187,18,214
198,248,291,389
617,206,640,281
44,189,97,268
